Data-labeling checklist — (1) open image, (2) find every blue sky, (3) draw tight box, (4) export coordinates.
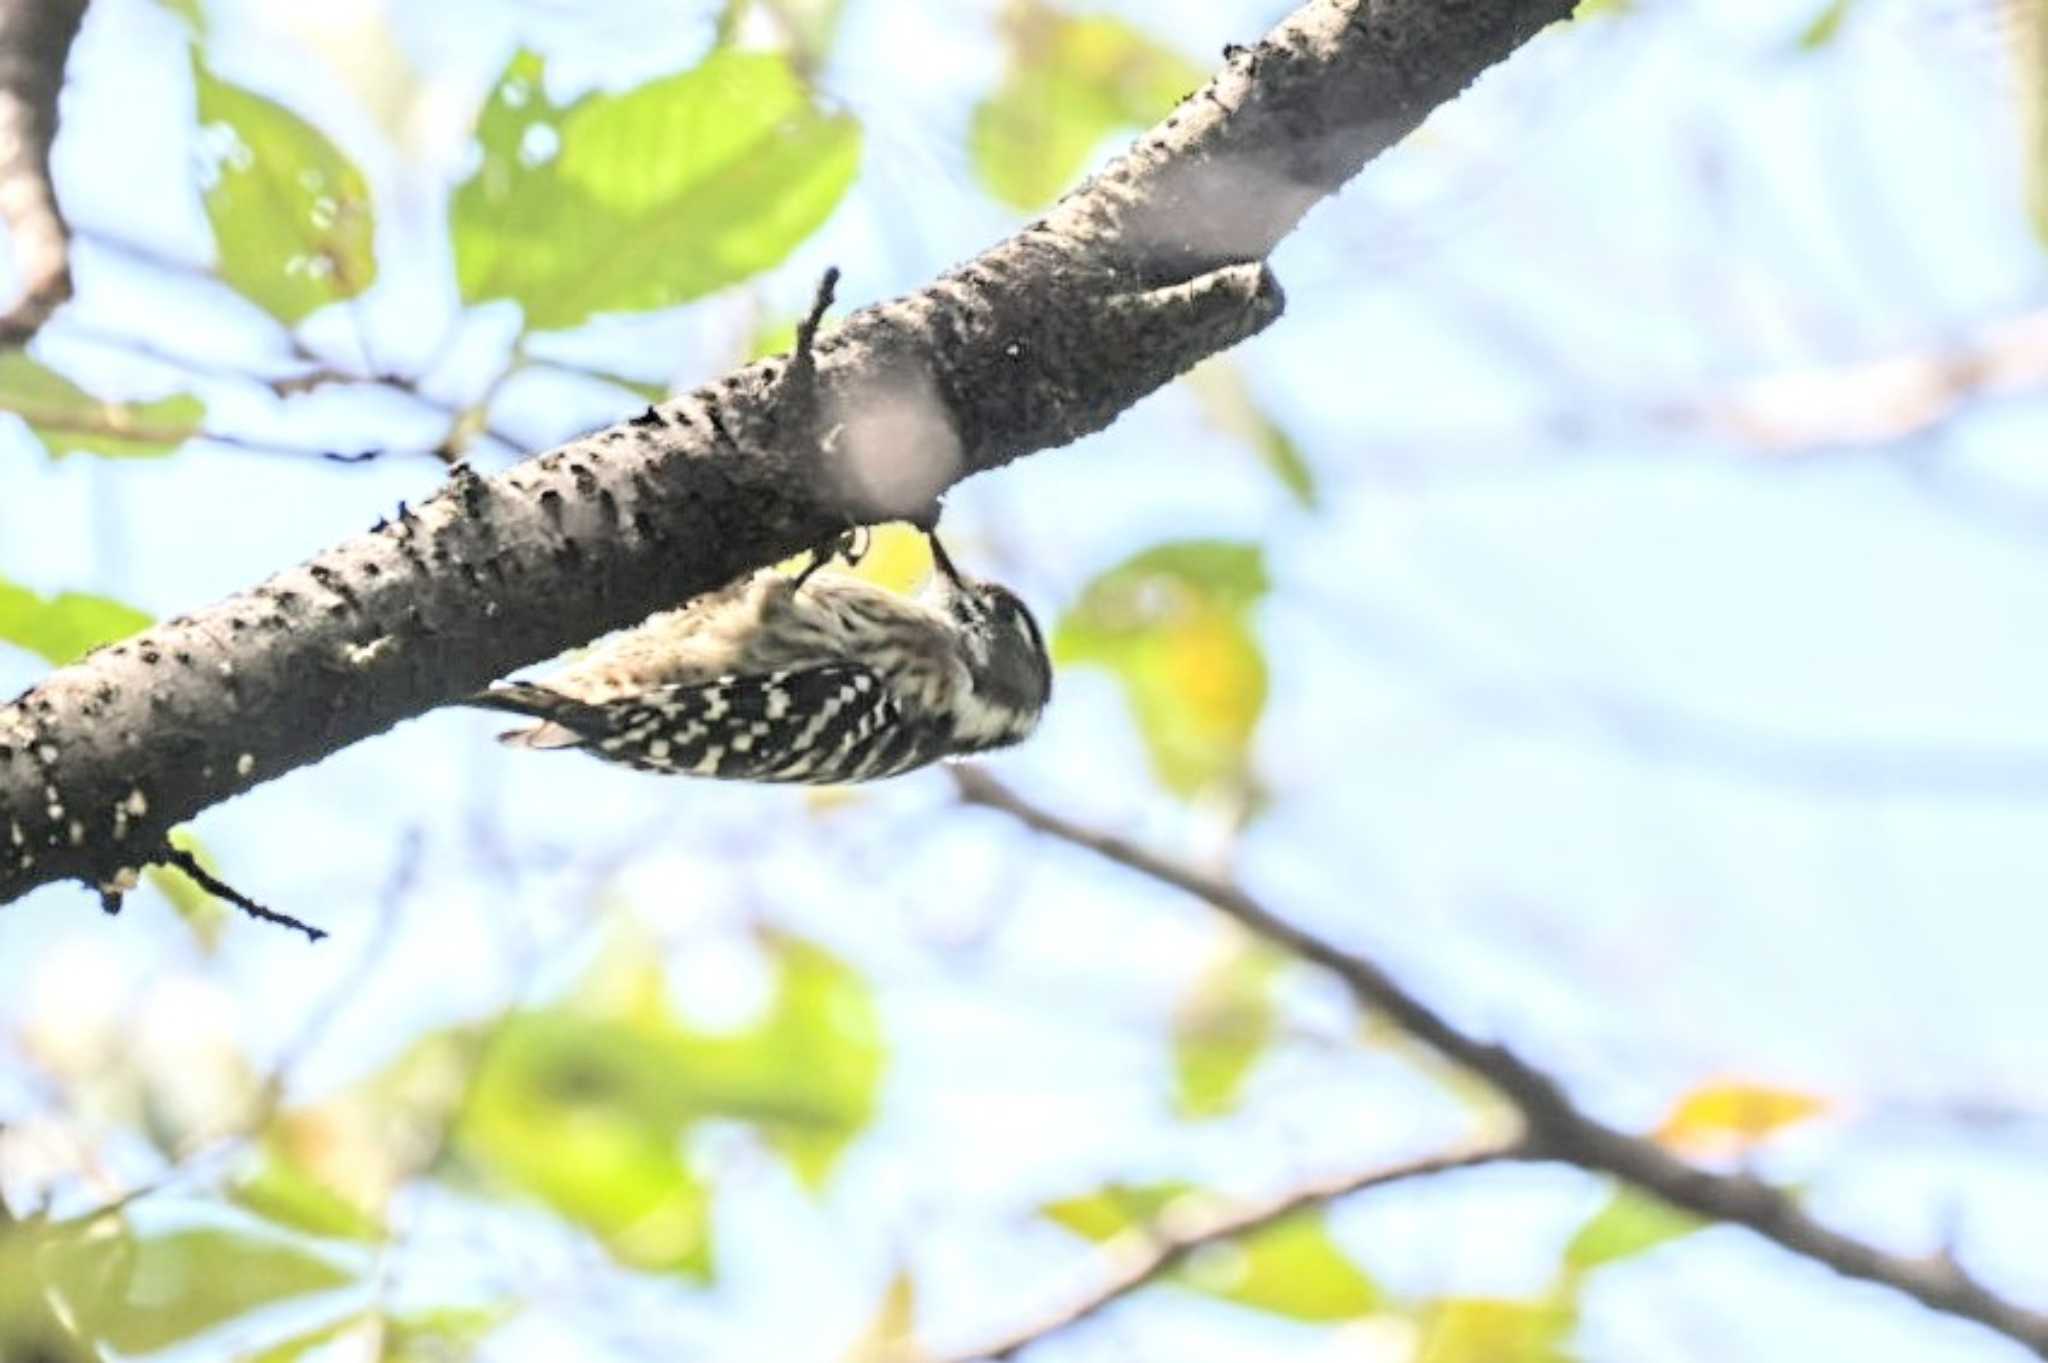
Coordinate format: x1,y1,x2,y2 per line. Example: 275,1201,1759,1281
3,0,2047,1359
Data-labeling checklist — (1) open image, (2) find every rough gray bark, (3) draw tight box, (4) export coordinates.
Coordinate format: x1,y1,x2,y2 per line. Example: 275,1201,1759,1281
0,0,1576,909
0,0,87,343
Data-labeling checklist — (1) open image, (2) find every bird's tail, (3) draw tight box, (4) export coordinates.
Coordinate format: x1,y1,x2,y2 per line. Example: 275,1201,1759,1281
460,683,605,750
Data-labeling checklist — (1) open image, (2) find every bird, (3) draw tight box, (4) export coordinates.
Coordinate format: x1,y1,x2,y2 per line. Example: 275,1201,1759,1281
461,531,1052,784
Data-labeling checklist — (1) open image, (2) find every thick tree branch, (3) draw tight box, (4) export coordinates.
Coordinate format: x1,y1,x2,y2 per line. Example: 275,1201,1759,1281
938,1143,1535,1363
0,0,1574,907
0,0,86,343
952,766,2048,1358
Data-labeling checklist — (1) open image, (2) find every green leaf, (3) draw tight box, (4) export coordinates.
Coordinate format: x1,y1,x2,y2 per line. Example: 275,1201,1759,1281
0,578,150,666
386,1305,513,1363
1796,0,1851,49
559,366,671,402
970,10,1201,209
1203,1210,1384,1321
231,1144,388,1244
456,1011,718,1276
0,1219,95,1363
1172,940,1283,1119
237,1314,361,1363
1415,1297,1577,1363
237,1305,509,1363
1043,1181,1187,1241
1183,358,1317,508
1561,1189,1702,1275
1054,541,1269,800
451,927,884,1276
0,352,205,459
748,317,801,363
1043,1183,1378,1321
2012,10,2048,249
1572,0,1634,17
452,49,860,331
160,0,206,30
193,58,377,324
37,1219,354,1355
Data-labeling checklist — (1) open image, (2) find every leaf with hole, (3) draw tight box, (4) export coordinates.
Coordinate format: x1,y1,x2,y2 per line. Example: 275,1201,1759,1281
193,58,378,324
453,49,859,331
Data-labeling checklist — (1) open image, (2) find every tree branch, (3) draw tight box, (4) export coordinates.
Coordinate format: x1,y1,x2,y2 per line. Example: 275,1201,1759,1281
0,0,1574,908
1690,306,2048,454
0,0,87,344
951,766,2048,1358
938,1143,1536,1363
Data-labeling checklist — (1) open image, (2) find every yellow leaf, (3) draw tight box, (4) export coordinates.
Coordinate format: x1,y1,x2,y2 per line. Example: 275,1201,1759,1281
1416,1297,1575,1363
778,522,936,597
1054,540,1269,800
843,1271,918,1363
847,523,938,595
1654,1080,1828,1157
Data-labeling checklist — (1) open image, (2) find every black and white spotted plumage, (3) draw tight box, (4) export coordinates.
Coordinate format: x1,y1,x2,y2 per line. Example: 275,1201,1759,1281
463,535,1051,784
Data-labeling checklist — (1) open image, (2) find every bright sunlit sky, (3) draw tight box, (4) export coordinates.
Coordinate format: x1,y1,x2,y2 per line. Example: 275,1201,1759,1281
4,0,2048,1359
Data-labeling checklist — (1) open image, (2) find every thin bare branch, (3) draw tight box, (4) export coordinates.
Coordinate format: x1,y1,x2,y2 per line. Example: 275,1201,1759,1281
1690,307,2048,453
952,766,2048,1358
935,1143,1535,1363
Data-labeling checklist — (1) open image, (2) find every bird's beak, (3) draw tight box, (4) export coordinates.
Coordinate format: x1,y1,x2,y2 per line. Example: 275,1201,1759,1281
927,532,965,588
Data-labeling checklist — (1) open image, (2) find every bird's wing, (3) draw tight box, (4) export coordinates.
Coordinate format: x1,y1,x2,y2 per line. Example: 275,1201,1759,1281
471,665,949,782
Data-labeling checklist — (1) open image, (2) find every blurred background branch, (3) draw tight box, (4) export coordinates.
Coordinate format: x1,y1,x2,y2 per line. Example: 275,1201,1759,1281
954,765,2048,1356
0,0,86,343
